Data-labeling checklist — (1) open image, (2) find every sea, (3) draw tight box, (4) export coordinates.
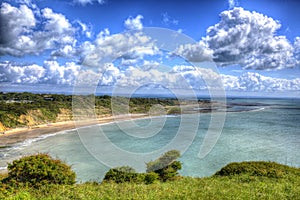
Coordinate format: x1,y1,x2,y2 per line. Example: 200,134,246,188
0,98,299,182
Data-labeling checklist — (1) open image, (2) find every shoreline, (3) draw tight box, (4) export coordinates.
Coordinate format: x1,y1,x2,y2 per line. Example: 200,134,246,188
0,103,266,147
0,114,149,147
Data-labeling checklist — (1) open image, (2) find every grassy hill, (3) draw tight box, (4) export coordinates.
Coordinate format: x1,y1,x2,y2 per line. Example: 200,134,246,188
1,161,299,200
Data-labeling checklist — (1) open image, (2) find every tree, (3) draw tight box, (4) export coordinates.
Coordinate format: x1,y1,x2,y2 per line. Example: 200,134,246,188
4,153,76,187
103,166,142,183
146,150,182,181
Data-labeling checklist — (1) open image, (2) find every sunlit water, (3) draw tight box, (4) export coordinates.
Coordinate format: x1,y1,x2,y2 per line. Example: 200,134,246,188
1,98,299,182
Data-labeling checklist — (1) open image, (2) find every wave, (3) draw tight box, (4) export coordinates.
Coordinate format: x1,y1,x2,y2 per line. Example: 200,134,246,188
226,106,267,113
9,129,75,152
249,107,265,112
0,166,7,171
97,115,178,127
1,117,159,154
0,130,77,168
236,107,265,113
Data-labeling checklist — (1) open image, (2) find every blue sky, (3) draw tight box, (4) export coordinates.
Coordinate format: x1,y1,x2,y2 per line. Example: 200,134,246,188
24,0,300,41
0,0,300,97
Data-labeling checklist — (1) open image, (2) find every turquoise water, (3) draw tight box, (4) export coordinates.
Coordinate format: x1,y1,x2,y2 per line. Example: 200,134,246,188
1,98,300,182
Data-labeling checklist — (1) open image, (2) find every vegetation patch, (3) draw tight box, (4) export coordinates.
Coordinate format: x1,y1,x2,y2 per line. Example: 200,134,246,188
214,161,300,178
146,150,182,181
2,153,76,188
103,150,181,184
0,156,300,200
0,92,183,130
167,107,181,115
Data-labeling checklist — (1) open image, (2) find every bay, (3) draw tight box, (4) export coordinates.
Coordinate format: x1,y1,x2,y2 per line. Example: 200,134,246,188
1,98,299,182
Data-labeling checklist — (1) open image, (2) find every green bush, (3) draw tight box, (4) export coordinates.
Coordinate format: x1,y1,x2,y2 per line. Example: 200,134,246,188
152,161,182,181
103,150,182,184
103,166,159,184
146,150,182,181
4,153,76,187
214,161,300,178
103,167,145,184
144,172,159,184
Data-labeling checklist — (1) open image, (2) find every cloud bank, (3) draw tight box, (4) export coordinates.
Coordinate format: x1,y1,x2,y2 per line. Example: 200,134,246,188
0,2,76,57
0,61,80,85
124,15,144,31
176,7,299,70
1,61,299,93
81,31,159,67
221,72,300,92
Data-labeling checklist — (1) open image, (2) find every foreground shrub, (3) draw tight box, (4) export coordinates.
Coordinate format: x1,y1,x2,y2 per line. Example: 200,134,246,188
104,150,182,184
4,153,76,187
104,166,141,183
214,161,300,178
146,150,182,181
144,172,159,184
0,173,7,182
103,167,160,184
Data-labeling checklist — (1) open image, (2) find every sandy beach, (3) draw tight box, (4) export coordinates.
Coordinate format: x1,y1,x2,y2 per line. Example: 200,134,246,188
0,114,148,147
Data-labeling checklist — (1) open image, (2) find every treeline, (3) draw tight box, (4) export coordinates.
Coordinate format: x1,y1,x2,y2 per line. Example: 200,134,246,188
0,92,180,130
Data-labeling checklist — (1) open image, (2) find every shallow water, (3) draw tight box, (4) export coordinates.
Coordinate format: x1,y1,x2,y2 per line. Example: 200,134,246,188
0,98,299,182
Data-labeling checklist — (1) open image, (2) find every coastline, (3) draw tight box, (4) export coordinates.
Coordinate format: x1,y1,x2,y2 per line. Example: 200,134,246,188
0,102,267,147
0,114,148,147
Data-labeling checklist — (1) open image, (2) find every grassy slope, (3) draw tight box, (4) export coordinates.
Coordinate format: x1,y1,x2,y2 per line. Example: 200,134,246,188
2,172,300,199
2,161,299,200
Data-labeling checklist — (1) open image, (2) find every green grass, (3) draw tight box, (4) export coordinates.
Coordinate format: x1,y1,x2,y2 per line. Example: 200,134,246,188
1,161,300,200
215,161,300,178
1,175,300,200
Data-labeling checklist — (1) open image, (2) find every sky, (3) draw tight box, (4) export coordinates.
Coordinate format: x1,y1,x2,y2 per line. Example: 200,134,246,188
0,0,300,97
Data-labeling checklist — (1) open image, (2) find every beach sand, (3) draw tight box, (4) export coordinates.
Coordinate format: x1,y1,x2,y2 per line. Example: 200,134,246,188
0,114,148,147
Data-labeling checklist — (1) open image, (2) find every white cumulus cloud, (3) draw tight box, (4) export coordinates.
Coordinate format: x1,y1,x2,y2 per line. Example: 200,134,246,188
0,61,81,85
174,41,213,62
76,20,93,38
294,37,300,62
0,61,44,83
81,31,159,67
172,65,234,91
205,7,296,69
42,61,80,85
221,72,300,92
124,15,144,31
0,2,76,57
0,3,36,56
95,64,224,90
